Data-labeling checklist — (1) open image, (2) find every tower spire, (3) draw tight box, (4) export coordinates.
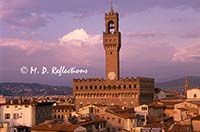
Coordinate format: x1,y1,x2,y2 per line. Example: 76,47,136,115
109,0,114,13
185,76,189,97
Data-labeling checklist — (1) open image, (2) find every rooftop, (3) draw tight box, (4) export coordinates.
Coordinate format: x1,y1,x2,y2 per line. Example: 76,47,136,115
148,101,165,108
192,115,200,120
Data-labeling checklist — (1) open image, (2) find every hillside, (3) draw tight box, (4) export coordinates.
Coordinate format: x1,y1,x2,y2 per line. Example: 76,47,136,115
1,76,200,96
0,83,72,96
156,76,200,92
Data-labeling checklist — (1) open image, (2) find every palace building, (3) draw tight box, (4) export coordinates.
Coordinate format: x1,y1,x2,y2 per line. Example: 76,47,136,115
73,4,154,109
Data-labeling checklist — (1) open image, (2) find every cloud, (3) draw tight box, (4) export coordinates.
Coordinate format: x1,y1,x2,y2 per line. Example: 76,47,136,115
0,28,103,66
122,40,173,62
0,0,53,30
124,32,166,38
1,11,53,30
181,32,200,39
0,38,51,55
0,28,101,55
0,0,105,30
2,0,200,30
172,44,200,62
59,28,101,46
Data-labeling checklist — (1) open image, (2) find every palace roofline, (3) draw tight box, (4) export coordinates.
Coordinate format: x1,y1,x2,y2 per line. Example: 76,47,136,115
73,77,154,82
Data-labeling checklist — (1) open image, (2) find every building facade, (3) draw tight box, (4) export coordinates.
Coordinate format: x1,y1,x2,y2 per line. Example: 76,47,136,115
73,4,154,109
52,104,75,119
187,89,200,100
192,115,200,132
0,98,54,132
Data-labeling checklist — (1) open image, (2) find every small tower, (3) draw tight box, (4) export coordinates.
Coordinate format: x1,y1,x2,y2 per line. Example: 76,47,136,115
185,76,189,97
103,1,121,80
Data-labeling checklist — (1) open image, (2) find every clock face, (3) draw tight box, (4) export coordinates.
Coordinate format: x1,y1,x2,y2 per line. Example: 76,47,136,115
108,72,116,80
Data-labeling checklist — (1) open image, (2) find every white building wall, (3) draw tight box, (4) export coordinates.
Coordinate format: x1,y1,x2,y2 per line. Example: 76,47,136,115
187,89,200,100
134,104,148,115
1,104,34,127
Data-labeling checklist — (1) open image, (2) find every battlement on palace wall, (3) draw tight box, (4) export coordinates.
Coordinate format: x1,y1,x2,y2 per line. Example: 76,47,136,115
72,77,154,92
73,77,153,83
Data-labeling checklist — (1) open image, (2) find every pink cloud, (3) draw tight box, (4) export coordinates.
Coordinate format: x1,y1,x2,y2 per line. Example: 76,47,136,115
172,44,200,63
181,31,200,39
0,0,53,29
0,28,103,67
0,38,51,55
1,28,176,69
124,32,166,38
59,28,101,46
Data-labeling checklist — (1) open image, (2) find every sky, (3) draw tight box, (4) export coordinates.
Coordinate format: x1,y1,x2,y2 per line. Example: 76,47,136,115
0,0,200,86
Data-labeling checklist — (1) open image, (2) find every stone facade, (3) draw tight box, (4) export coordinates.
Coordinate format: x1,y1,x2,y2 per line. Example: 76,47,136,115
73,5,154,110
73,77,154,109
52,104,75,119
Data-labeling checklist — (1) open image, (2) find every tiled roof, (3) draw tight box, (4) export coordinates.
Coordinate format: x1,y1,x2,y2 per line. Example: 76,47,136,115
31,116,106,131
31,120,81,131
189,101,200,106
176,108,189,111
168,124,191,132
148,102,165,108
105,109,135,119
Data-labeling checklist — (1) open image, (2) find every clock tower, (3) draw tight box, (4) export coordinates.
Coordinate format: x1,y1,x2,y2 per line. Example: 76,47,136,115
103,3,121,80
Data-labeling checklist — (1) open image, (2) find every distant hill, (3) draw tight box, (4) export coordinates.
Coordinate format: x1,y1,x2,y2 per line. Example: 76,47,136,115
156,76,200,92
0,83,72,96
1,76,200,96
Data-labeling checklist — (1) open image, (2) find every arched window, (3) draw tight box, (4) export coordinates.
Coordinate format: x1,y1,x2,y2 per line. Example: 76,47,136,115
194,94,197,98
108,21,115,33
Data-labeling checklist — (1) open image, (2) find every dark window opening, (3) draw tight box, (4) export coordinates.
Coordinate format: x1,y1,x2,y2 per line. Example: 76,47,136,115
108,21,115,33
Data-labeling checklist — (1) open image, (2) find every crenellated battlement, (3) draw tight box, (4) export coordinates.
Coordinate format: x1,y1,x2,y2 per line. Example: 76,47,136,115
73,77,153,83
73,78,105,82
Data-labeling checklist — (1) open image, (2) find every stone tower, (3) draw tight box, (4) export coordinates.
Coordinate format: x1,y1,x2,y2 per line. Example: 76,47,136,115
103,3,121,81
185,76,189,96
73,2,155,109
